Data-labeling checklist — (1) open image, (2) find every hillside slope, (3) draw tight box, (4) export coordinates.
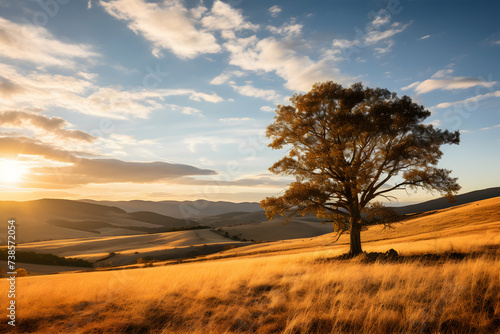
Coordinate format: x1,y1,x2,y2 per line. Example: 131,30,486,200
17,229,246,266
390,186,500,214
0,199,197,243
210,196,500,259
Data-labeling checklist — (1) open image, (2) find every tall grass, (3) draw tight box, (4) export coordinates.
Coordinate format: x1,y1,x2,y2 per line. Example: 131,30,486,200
1,249,499,333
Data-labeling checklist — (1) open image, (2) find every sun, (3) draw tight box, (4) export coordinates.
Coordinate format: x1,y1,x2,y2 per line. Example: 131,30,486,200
0,160,28,184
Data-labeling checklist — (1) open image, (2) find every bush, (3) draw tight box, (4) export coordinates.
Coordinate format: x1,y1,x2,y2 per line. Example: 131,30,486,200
16,268,28,277
137,256,154,265
0,248,92,267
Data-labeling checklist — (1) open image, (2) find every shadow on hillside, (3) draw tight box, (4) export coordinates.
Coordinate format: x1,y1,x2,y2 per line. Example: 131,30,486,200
318,244,500,264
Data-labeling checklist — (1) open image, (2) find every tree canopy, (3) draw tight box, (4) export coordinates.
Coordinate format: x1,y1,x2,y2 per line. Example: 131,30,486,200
260,82,460,256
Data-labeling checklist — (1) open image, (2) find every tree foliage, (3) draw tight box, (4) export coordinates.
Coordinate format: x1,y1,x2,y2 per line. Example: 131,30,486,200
260,82,460,256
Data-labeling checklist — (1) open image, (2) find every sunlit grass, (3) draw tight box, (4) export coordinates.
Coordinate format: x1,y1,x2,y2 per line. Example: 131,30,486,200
1,247,499,333
1,197,499,333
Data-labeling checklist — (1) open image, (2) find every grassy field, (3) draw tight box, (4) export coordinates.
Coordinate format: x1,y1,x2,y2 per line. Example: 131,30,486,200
1,198,499,333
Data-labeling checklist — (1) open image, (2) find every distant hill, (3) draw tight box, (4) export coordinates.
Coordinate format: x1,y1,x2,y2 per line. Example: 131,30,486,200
79,199,263,219
0,199,197,243
389,187,500,215
3,187,498,243
81,187,500,222
200,211,268,227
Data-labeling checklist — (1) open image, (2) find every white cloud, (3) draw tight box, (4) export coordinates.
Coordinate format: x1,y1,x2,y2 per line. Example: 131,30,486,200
225,36,354,92
402,77,497,94
401,81,420,91
210,70,246,85
480,123,500,131
426,119,441,127
330,14,411,57
100,0,220,59
365,22,411,45
0,17,98,68
0,110,95,142
0,64,222,119
179,106,201,115
370,12,390,28
230,83,281,102
332,39,355,49
0,62,92,100
74,87,220,118
219,117,252,124
267,22,303,37
433,91,500,109
484,32,500,46
77,71,98,81
268,5,282,17
431,68,454,78
260,106,275,112
187,91,224,103
373,40,394,55
419,34,430,40
201,0,258,34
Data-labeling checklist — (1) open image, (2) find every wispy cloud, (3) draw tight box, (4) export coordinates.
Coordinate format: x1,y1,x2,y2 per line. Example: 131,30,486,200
100,0,220,59
0,64,222,119
419,34,430,40
484,31,500,46
267,21,303,37
480,123,500,131
260,106,275,112
431,68,454,78
402,68,497,94
0,16,98,68
210,70,246,85
0,111,95,142
364,21,410,45
268,5,282,17
230,83,281,102
331,12,411,57
402,77,496,94
201,0,258,38
225,36,354,92
177,173,290,187
219,117,252,124
433,91,500,109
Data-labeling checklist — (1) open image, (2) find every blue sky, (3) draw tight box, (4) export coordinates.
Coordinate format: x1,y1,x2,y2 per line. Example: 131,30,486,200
0,0,499,204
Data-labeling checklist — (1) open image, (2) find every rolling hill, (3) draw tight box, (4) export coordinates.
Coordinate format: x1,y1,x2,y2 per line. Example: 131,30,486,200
2,187,498,246
2,196,499,334
80,199,262,219
11,196,500,269
0,199,197,243
389,186,500,214
81,187,500,220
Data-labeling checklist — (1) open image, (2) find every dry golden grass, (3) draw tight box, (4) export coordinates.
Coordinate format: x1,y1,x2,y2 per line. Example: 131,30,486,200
1,247,499,333
1,197,499,333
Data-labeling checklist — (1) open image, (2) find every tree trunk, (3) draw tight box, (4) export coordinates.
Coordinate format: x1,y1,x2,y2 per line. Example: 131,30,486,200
348,213,362,257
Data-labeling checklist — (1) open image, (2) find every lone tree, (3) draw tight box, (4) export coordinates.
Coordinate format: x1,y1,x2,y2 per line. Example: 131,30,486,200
260,82,460,257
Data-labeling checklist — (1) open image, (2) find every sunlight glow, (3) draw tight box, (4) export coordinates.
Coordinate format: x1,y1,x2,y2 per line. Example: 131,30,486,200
0,160,28,184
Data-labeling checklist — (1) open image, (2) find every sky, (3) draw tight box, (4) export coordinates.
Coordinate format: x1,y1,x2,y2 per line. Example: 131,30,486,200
0,0,499,204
